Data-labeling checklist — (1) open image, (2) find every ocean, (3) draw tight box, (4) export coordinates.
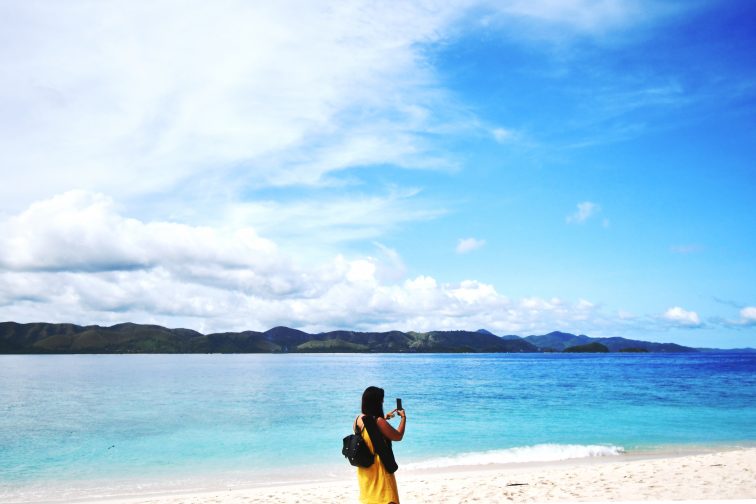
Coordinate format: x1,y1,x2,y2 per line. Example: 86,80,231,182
1,352,755,502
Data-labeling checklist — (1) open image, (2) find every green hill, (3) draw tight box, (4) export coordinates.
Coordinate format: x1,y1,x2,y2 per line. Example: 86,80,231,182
0,322,538,354
563,342,609,353
526,331,696,353
0,322,707,354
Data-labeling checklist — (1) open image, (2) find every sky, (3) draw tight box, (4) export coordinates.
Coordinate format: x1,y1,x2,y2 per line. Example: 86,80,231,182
1,0,755,347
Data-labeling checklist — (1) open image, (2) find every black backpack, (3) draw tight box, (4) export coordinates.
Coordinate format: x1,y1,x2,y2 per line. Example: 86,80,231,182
342,417,374,468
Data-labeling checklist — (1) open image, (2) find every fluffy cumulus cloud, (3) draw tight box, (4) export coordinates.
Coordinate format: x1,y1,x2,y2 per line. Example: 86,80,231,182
456,237,486,254
0,191,279,273
662,306,702,327
0,192,616,334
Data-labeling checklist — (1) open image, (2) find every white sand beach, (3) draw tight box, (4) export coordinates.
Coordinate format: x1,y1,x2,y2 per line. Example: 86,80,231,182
94,447,756,504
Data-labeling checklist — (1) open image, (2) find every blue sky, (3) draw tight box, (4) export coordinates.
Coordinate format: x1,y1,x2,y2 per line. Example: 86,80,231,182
0,0,754,347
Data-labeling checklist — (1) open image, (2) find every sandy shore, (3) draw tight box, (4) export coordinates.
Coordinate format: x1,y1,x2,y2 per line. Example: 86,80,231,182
80,448,756,503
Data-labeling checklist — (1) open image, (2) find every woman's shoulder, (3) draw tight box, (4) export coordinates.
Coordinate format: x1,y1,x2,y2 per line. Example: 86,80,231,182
359,414,388,428
374,416,391,430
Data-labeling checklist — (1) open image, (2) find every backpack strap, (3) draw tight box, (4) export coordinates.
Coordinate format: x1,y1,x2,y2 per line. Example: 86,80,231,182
353,415,361,435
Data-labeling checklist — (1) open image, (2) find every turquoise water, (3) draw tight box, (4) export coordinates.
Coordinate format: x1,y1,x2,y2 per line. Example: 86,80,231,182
1,352,755,501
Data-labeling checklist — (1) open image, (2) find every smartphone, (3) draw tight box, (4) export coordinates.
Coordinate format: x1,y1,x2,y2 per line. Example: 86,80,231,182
396,398,403,411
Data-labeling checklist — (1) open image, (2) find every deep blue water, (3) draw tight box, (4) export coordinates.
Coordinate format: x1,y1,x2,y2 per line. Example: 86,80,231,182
1,352,755,500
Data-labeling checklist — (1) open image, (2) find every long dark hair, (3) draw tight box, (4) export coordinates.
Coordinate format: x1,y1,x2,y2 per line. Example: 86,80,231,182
361,386,385,418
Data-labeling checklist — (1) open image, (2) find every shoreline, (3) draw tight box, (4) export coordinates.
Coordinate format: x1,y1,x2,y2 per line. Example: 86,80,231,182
5,445,755,504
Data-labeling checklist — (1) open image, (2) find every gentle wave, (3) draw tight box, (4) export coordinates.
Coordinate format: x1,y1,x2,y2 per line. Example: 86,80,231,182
404,443,625,470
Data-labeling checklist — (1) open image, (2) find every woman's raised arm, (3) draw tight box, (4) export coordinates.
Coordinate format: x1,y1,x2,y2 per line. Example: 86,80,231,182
376,410,406,441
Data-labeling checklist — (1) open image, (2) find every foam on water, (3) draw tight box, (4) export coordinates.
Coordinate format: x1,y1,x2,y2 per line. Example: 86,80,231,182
404,443,625,470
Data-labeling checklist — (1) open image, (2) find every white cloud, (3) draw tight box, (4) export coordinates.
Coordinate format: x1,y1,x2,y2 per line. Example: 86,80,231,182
405,276,438,291
0,1,682,216
0,191,279,273
492,127,515,143
496,0,634,30
617,309,635,320
226,187,444,247
0,192,619,334
0,1,465,212
739,307,756,326
456,237,486,254
662,306,702,327
485,0,679,38
449,280,498,304
371,243,408,283
346,260,377,285
566,201,601,224
577,299,595,311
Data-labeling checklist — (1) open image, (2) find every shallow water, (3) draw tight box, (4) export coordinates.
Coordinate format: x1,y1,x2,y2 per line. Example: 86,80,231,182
1,352,755,501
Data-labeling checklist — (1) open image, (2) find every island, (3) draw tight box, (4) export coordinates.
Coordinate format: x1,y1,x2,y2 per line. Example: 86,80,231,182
0,322,733,354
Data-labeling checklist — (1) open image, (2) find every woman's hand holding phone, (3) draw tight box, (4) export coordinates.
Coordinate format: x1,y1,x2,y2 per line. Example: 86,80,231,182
385,409,406,421
385,398,406,420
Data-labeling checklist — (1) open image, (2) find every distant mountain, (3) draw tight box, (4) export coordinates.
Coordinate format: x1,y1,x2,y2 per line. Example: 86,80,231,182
525,331,593,351
406,331,537,353
696,347,756,353
525,331,697,353
0,321,206,353
564,342,609,353
499,334,525,341
0,322,732,354
592,336,695,353
0,322,537,354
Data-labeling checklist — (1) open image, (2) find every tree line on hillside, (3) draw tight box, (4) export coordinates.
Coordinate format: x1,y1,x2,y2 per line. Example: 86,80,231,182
0,322,704,354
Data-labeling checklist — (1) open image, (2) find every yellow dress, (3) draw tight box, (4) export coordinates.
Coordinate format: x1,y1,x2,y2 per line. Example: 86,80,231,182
356,422,400,504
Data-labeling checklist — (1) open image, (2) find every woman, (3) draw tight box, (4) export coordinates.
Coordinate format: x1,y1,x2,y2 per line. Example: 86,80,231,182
354,386,407,504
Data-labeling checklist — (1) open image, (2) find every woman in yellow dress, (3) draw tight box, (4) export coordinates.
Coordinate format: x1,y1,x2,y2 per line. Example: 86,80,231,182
354,386,407,504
